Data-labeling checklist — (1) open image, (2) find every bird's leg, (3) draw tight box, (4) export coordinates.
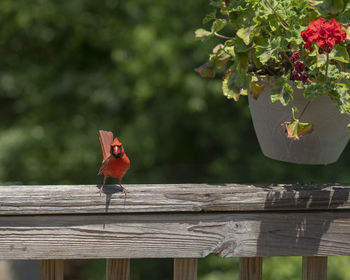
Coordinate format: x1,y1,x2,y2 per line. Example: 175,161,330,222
118,177,127,197
100,176,107,196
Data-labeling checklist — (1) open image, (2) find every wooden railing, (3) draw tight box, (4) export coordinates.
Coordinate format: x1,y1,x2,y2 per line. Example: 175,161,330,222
1,183,350,280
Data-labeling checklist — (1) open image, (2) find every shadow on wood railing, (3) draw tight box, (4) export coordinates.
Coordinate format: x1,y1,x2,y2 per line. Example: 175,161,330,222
0,183,349,280
258,184,350,258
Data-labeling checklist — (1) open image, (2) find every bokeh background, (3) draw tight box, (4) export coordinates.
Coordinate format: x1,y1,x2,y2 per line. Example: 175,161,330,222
1,0,350,279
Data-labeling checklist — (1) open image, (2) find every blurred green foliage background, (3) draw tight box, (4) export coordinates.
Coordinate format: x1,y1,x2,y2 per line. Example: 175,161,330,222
1,0,350,279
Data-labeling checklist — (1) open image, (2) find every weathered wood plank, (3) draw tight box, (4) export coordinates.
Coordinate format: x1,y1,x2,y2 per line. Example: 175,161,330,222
239,257,262,280
302,256,327,280
0,184,349,215
106,259,130,280
40,260,64,280
0,211,350,259
173,258,197,280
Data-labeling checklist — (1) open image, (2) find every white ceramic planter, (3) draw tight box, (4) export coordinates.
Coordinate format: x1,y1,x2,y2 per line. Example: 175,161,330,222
248,79,350,164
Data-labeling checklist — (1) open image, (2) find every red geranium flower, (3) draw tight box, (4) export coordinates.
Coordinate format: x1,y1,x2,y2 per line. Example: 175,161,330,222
294,61,305,73
290,50,300,63
301,18,346,52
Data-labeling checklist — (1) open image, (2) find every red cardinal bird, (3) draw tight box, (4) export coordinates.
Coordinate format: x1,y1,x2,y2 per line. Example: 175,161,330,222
98,130,130,195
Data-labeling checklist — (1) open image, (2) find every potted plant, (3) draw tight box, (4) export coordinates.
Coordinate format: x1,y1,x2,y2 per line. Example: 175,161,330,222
195,0,350,164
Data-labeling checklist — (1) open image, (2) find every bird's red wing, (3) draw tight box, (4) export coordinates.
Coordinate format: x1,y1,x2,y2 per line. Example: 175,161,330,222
99,130,113,160
98,155,113,175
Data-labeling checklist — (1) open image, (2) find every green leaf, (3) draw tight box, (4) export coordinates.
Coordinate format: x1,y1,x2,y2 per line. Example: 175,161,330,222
235,52,249,71
268,16,279,32
226,0,247,12
326,64,342,79
330,45,350,63
209,44,232,69
194,62,216,78
195,28,213,41
339,9,350,22
222,70,240,101
270,75,294,106
282,118,313,140
303,83,325,101
250,77,265,100
282,106,313,140
307,46,318,57
236,25,256,45
255,37,282,64
211,19,227,33
328,82,350,114
223,44,235,57
222,53,250,101
316,52,327,67
233,37,252,53
284,26,305,45
203,11,217,24
227,2,255,26
340,72,350,87
209,1,222,8
315,0,345,16
251,49,263,68
291,106,298,120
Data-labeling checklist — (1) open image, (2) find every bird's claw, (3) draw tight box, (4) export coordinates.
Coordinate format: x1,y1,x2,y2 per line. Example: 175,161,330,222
98,185,104,196
120,185,127,197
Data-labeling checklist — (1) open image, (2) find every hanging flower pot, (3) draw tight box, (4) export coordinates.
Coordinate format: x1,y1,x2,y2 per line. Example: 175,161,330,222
195,1,350,164
248,77,350,164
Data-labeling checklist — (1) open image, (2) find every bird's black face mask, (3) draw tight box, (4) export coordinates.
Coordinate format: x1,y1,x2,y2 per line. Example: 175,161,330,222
111,145,123,158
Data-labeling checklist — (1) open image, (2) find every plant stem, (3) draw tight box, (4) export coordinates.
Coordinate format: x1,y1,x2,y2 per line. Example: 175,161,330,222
325,52,329,81
214,32,235,40
264,0,289,29
298,101,311,120
282,52,294,68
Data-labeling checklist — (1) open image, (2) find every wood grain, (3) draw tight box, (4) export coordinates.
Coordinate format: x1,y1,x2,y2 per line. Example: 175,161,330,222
106,259,130,280
0,184,349,215
302,257,327,280
0,211,350,259
239,258,262,280
173,258,197,280
40,260,64,280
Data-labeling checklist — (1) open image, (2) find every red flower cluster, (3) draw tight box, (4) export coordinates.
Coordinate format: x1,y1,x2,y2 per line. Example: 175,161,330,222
290,51,308,84
301,18,346,53
290,51,300,63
